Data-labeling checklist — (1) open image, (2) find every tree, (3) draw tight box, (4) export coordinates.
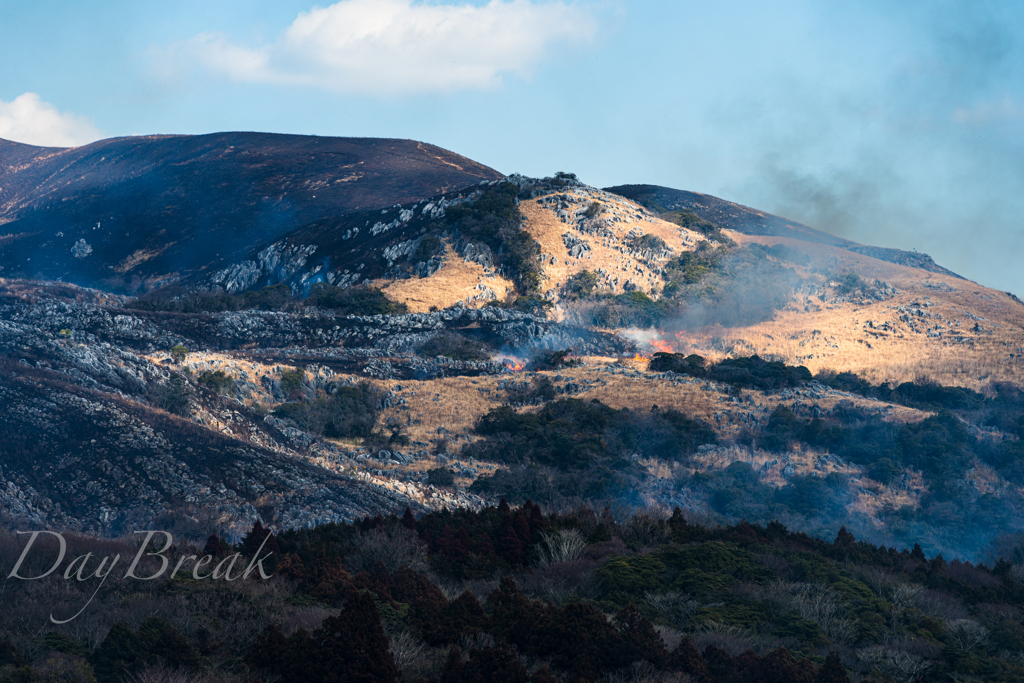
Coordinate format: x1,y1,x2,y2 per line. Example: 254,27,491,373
615,604,667,667
169,345,188,364
202,533,224,558
300,591,400,683
442,644,531,683
814,651,851,683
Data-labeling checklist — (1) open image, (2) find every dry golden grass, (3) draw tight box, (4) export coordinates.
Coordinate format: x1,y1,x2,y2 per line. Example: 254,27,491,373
519,192,706,303
672,231,1024,391
379,243,514,312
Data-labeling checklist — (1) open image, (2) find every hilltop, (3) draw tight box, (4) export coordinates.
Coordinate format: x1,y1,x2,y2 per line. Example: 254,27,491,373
0,132,501,291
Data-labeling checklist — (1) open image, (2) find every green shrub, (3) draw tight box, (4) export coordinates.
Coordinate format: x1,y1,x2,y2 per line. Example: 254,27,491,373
414,234,443,262
169,345,189,364
149,373,191,416
631,233,667,252
130,283,296,313
563,270,598,299
590,291,668,328
308,284,408,316
197,370,233,394
831,271,866,296
272,384,381,439
511,296,553,315
418,333,490,361
279,369,306,398
598,555,666,601
445,182,542,293
428,468,456,487
665,209,729,242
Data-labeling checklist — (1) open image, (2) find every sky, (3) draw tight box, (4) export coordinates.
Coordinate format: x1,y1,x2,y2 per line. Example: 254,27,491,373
2,0,1023,294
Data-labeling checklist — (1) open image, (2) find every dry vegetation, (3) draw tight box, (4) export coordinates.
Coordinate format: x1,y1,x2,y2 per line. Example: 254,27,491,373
379,242,515,312
669,232,1024,392
519,191,707,305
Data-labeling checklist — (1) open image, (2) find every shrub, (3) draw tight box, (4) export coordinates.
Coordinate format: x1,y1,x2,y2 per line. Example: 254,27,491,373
414,234,443,262
196,370,232,394
148,373,191,416
631,233,668,252
279,369,306,399
417,333,490,361
168,345,188,364
445,182,542,293
831,271,866,296
665,209,729,242
272,383,381,439
563,270,598,299
308,284,408,316
428,468,456,487
511,296,553,315
590,291,668,328
130,283,296,313
528,349,582,371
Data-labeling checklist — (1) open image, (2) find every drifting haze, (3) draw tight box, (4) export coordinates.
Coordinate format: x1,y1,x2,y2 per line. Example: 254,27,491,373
0,1,1022,292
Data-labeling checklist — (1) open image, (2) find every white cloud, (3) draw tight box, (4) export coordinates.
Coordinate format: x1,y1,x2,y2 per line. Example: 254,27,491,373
166,0,597,94
0,93,102,147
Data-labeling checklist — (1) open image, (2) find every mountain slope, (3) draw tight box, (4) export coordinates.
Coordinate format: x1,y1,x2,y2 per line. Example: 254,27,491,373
0,132,501,290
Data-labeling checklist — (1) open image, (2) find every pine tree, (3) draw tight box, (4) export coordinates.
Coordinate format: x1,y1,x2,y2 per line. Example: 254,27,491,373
402,505,417,530
666,636,709,681
814,651,851,683
300,590,399,683
615,603,667,667
201,532,224,558
834,526,856,549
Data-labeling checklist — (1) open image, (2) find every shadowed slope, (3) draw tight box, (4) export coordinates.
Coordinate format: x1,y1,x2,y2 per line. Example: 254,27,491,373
0,132,501,290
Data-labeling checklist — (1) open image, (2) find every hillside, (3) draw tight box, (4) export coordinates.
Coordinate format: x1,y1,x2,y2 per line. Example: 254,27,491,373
1,156,1023,569
0,132,501,291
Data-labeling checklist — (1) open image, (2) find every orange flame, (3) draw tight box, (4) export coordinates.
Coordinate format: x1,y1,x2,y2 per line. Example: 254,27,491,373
496,355,527,372
631,353,651,362
650,339,674,354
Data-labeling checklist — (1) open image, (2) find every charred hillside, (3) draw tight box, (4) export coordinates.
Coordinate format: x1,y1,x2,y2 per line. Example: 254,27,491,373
0,133,501,291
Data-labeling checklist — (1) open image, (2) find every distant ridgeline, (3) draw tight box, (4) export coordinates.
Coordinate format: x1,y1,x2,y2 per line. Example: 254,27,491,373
606,183,965,279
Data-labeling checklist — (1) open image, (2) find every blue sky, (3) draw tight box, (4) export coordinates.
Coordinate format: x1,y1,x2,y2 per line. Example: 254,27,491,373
2,0,1023,294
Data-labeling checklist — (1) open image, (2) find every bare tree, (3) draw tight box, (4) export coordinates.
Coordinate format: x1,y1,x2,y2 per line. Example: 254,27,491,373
857,645,931,683
644,591,699,631
618,513,668,549
536,528,587,566
389,631,428,674
346,525,427,574
946,619,989,651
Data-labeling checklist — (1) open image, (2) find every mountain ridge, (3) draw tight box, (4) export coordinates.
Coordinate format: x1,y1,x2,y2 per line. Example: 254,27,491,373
0,132,503,290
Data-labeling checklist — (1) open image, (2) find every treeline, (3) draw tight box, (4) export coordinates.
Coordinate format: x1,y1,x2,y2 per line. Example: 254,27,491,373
465,398,717,501
649,352,811,390
9,502,1024,681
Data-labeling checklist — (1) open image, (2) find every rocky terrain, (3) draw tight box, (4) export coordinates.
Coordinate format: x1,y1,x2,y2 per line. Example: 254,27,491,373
0,278,636,535
1,137,1023,561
